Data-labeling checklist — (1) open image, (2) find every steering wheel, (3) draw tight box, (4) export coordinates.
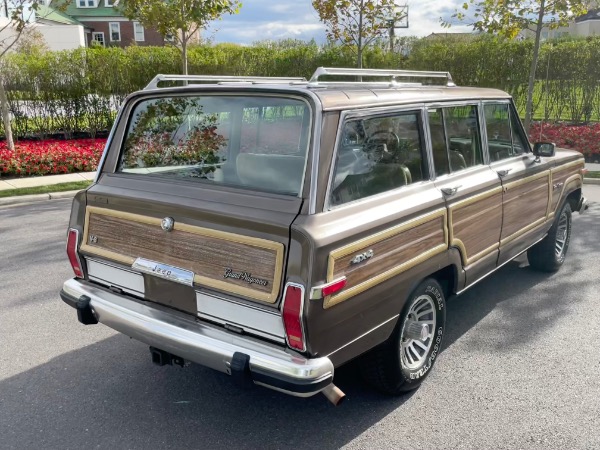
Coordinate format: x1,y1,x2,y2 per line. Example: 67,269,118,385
366,130,400,163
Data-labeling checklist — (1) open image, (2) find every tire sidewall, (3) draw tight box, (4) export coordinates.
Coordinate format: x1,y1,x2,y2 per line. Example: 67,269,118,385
395,279,446,387
554,203,572,265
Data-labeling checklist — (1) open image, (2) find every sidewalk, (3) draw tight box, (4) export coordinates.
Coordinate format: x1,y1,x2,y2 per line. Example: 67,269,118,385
0,171,96,191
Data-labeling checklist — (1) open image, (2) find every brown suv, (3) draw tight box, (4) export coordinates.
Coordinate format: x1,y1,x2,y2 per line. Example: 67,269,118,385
60,67,588,405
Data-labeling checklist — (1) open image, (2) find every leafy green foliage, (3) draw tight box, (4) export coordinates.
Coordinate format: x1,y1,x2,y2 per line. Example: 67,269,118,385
443,0,589,130
5,37,600,142
447,0,588,37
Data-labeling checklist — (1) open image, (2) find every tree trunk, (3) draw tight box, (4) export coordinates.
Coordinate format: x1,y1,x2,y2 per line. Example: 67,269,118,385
525,0,546,132
181,34,188,75
357,0,363,68
0,80,14,151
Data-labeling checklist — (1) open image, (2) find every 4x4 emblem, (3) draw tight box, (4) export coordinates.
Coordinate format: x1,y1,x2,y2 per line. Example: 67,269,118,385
161,217,175,232
351,249,374,265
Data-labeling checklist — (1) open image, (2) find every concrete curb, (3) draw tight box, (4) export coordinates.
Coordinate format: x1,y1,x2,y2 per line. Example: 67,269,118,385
583,178,600,185
0,190,80,207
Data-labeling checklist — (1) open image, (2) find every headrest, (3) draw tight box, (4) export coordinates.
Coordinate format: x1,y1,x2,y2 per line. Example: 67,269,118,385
236,153,306,195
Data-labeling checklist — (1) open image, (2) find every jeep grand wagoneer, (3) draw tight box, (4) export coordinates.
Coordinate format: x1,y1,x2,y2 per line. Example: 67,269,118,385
61,67,588,405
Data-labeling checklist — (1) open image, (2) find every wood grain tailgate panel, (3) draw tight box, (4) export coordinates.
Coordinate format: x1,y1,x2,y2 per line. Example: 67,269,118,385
80,207,284,303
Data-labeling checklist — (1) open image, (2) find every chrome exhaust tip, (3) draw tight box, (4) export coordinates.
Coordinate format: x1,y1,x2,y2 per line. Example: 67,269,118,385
322,384,346,406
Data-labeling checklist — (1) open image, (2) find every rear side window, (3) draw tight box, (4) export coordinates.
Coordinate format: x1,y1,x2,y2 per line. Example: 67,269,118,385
428,105,483,176
120,95,311,197
330,111,427,207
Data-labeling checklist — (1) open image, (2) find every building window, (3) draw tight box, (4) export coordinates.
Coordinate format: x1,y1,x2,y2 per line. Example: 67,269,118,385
92,32,105,47
105,0,116,6
109,22,121,42
78,0,96,7
134,22,145,41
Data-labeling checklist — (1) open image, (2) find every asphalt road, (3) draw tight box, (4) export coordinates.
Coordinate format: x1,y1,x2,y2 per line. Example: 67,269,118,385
1,187,600,450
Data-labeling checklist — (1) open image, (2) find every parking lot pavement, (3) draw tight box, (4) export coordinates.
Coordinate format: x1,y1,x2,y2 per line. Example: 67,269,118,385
1,193,599,450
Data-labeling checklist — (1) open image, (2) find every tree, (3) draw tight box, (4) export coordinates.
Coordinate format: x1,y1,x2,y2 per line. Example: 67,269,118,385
444,0,589,131
119,0,241,75
0,0,52,150
312,0,407,68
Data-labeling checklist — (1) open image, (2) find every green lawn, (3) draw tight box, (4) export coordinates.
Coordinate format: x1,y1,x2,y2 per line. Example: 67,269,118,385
0,180,92,198
585,171,600,179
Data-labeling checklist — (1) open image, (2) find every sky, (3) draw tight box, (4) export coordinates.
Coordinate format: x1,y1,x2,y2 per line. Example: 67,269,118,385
208,0,472,44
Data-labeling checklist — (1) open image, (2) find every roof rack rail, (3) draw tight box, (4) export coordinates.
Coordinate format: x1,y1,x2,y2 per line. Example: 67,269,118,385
309,67,456,87
145,74,307,90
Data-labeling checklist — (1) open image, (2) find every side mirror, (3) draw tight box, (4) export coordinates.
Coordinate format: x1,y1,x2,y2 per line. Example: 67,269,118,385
533,142,556,158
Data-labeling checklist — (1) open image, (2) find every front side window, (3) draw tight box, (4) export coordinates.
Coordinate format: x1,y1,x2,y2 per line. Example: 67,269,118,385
484,103,513,161
109,22,121,42
330,111,427,207
120,96,311,197
484,103,529,161
429,105,482,176
510,107,529,154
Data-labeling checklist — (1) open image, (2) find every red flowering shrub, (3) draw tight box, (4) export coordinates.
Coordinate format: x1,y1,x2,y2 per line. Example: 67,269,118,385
0,139,106,177
529,123,600,159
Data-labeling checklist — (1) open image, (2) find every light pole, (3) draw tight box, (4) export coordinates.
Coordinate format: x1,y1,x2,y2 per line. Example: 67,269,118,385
386,3,409,53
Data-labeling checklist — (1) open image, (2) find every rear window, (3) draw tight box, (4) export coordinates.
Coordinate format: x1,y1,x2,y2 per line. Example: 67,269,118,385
120,95,311,196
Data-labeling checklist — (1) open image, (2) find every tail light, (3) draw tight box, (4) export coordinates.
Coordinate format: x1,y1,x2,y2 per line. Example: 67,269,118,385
282,283,306,352
66,228,84,278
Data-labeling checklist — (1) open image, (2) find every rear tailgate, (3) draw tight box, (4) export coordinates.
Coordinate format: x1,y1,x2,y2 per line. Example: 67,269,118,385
80,178,302,342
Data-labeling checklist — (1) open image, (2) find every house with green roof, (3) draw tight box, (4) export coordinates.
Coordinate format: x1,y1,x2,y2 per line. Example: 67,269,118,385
42,0,168,47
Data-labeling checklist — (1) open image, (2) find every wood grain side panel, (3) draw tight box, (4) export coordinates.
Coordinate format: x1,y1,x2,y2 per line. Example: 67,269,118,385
80,207,284,303
501,173,550,243
450,190,503,265
325,209,447,308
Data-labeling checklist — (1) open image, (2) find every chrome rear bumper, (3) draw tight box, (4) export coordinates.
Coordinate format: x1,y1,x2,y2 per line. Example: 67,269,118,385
60,278,334,397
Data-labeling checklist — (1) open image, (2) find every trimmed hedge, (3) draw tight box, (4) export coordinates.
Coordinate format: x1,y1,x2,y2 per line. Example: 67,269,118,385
3,36,600,139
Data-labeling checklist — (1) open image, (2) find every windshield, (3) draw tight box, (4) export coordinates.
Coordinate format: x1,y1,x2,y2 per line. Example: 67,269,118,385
119,95,312,196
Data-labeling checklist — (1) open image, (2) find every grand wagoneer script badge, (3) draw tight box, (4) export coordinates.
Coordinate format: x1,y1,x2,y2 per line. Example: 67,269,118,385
224,268,269,287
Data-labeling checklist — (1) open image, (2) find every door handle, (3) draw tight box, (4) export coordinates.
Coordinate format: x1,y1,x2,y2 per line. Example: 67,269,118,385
441,186,461,196
497,169,512,178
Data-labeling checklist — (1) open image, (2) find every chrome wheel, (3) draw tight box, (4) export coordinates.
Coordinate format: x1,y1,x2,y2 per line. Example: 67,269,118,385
400,294,436,370
555,210,569,259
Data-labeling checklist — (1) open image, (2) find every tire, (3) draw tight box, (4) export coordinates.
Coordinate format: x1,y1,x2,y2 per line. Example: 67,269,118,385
527,202,572,272
360,278,446,395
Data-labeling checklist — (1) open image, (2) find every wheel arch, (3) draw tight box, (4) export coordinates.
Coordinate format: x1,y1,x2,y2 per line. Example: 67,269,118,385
429,264,459,299
565,187,582,213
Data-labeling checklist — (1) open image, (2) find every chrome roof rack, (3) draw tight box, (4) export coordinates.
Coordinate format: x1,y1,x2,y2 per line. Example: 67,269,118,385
145,74,307,90
309,67,456,87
